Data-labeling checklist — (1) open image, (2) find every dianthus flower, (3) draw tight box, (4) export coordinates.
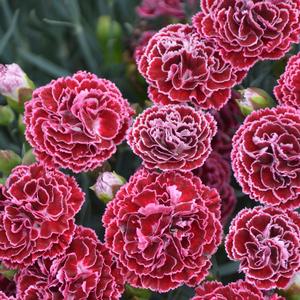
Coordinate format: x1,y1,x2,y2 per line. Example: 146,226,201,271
127,105,217,171
231,106,300,210
138,24,247,110
0,163,84,268
194,152,236,224
193,0,300,69
103,168,222,292
16,226,124,300
225,206,300,290
25,71,134,173
274,52,300,109
192,280,264,299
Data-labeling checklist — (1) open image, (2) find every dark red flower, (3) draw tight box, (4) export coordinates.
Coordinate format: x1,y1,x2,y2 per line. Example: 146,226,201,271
192,280,264,299
231,106,300,210
103,168,222,292
0,291,15,300
16,226,124,300
136,0,198,19
193,0,300,69
127,105,217,171
0,274,16,299
25,71,134,173
225,206,300,290
138,24,247,110
274,52,300,109
0,163,84,268
211,95,243,160
194,152,237,224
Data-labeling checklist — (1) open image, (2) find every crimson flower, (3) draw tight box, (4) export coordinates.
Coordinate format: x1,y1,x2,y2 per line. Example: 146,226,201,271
103,168,222,292
231,106,300,210
274,52,300,109
25,71,134,173
16,226,124,300
0,163,84,268
138,24,247,110
225,206,300,290
127,105,217,171
193,0,300,69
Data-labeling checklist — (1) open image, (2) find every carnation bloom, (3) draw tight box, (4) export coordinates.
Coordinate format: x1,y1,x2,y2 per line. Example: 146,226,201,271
0,274,16,299
103,168,222,292
25,71,134,173
134,31,155,63
127,105,217,171
194,152,236,224
138,24,247,110
225,206,300,290
231,106,300,210
16,226,124,300
192,280,264,299
211,97,242,160
0,163,84,268
136,0,197,19
274,52,300,109
193,0,300,69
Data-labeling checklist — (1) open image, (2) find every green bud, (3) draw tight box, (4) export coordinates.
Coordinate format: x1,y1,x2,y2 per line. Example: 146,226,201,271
0,150,22,176
0,105,14,126
126,285,151,300
91,171,126,203
22,148,36,165
0,264,17,280
18,114,26,135
235,87,274,116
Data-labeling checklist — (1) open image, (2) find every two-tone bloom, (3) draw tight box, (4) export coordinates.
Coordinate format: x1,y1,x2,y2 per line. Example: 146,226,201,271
225,207,300,290
103,168,222,292
274,52,300,109
0,163,84,268
25,71,134,173
127,105,217,171
16,226,124,300
138,24,247,110
231,106,300,210
193,0,300,69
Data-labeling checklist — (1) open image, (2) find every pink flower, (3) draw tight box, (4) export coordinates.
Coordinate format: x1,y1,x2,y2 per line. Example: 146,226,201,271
231,106,300,210
225,207,300,290
0,163,84,268
16,226,124,300
134,31,155,63
138,24,247,110
192,280,264,299
274,52,300,109
103,168,222,292
136,0,198,19
25,71,135,173
127,105,217,171
193,0,300,69
194,152,236,224
211,96,243,160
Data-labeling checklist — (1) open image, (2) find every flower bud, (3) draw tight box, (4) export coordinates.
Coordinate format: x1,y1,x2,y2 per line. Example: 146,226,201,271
0,150,21,177
22,149,36,165
18,114,26,135
0,105,14,126
283,272,300,299
0,264,17,280
91,171,125,203
235,87,274,116
0,63,34,113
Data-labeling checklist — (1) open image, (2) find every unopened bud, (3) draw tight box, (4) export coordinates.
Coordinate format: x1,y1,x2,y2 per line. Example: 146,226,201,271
235,87,274,116
0,106,14,126
91,171,125,203
0,150,21,177
0,63,34,113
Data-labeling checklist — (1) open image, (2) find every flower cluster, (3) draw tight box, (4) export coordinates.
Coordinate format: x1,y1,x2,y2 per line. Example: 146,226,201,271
274,52,300,109
16,226,124,300
103,168,222,292
231,106,300,210
0,163,84,268
226,206,300,290
127,105,217,171
193,0,300,69
194,151,236,224
25,71,134,173
138,24,247,110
